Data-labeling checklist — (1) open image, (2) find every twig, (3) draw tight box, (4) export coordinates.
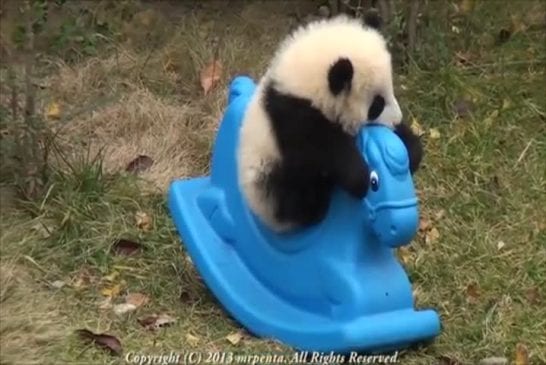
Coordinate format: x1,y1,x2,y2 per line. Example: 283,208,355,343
459,59,546,70
23,1,36,124
514,139,534,168
407,0,420,55
377,0,390,24
8,67,18,120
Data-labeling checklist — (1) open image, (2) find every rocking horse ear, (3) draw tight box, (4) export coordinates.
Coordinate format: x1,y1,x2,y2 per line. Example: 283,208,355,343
393,122,423,174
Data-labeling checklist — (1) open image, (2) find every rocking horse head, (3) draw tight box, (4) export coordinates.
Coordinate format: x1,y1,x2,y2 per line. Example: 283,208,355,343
360,124,420,248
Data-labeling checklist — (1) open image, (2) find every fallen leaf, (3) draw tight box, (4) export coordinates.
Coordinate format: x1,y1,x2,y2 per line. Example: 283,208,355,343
524,287,540,305
125,155,154,174
45,101,61,120
410,118,425,136
397,247,413,265
113,303,137,315
49,280,66,289
103,271,119,282
226,330,244,345
186,333,200,347
497,28,512,45
135,211,152,231
138,313,176,331
465,282,480,303
200,60,223,95
126,292,149,308
425,227,440,244
419,218,432,233
111,239,143,256
70,268,95,289
453,98,474,118
502,99,512,110
497,241,506,250
479,357,508,365
76,329,122,356
454,51,473,67
429,128,441,139
101,283,122,298
434,209,446,220
459,0,475,14
514,343,529,365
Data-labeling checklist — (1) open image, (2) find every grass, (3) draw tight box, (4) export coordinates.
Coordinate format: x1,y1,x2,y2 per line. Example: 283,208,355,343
1,0,545,364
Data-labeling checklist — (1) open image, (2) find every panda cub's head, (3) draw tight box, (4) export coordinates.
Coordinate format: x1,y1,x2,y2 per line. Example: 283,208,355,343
265,14,402,134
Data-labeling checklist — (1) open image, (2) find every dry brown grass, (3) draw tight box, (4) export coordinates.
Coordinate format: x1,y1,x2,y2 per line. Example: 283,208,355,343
0,255,66,364
40,1,314,191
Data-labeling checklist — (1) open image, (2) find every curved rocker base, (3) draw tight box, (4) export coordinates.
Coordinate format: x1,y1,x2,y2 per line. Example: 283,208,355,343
168,178,440,353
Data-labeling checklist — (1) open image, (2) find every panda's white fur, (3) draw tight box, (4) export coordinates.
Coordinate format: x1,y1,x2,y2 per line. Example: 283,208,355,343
267,15,402,133
238,14,404,232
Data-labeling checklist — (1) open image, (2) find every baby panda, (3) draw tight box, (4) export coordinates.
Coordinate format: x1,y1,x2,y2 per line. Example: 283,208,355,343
237,14,422,233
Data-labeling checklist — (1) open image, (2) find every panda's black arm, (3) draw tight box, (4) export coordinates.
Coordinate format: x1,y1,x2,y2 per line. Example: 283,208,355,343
393,122,423,174
325,136,370,199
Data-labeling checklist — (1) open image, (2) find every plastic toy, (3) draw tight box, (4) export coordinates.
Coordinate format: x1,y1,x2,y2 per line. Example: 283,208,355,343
168,76,441,353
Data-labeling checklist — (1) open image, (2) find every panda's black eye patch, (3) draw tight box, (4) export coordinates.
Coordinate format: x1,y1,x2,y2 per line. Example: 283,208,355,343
367,95,385,121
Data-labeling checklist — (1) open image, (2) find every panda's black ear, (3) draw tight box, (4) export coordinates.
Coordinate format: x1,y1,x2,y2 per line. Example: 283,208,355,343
363,9,383,31
328,58,353,96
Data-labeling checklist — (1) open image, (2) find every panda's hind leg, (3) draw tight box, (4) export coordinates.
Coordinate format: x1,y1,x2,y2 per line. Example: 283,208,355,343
267,165,334,228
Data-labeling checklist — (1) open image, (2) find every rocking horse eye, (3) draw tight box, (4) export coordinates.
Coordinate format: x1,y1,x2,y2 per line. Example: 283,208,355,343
370,170,380,192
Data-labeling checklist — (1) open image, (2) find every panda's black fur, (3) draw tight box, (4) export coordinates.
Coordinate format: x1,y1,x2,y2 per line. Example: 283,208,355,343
238,14,422,232
259,64,422,228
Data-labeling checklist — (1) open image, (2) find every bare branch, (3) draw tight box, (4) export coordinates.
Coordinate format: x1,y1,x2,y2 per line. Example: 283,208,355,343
377,0,390,24
407,0,420,55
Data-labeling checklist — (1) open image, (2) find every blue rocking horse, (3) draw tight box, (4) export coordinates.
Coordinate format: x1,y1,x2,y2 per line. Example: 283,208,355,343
168,76,441,353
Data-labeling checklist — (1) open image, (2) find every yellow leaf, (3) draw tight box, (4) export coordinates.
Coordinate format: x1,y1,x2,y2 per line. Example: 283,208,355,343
397,247,413,265
186,333,200,347
103,271,119,282
225,331,244,345
45,102,61,120
410,118,425,137
460,0,475,14
113,303,137,315
101,283,121,298
200,60,223,95
425,227,440,244
429,128,441,140
135,211,152,231
502,99,512,110
515,343,529,365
